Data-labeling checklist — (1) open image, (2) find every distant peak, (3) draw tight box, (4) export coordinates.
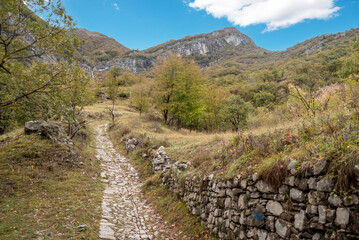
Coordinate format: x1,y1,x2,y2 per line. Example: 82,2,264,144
213,27,240,33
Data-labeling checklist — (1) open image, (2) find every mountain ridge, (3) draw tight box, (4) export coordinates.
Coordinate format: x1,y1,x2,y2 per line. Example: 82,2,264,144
73,28,130,66
92,27,264,73
80,26,359,74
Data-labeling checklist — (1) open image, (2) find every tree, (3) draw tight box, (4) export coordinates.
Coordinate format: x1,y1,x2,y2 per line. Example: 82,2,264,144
253,90,276,108
203,85,226,131
131,82,151,116
106,67,120,124
0,0,79,133
54,65,94,138
256,69,276,83
224,96,253,131
153,54,205,129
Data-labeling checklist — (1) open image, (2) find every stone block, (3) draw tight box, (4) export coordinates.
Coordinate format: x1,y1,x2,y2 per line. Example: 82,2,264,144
335,208,350,228
266,200,284,216
294,210,307,231
316,176,334,192
275,219,291,238
290,188,305,202
256,180,276,193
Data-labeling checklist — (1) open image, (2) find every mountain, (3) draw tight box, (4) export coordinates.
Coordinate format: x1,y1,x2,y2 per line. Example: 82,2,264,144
92,27,264,73
73,28,130,67
278,27,359,59
206,27,359,74
79,27,359,74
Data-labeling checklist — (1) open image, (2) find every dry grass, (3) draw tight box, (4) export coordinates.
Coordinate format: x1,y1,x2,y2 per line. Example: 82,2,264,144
0,127,103,239
92,100,359,191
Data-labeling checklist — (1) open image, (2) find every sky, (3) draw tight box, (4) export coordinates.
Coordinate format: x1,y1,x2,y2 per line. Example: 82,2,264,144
60,0,359,51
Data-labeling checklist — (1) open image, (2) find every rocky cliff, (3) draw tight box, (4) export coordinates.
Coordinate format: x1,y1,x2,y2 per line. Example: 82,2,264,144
91,27,263,73
82,27,359,74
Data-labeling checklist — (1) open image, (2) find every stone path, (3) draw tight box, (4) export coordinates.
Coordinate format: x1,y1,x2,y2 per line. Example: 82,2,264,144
95,125,177,240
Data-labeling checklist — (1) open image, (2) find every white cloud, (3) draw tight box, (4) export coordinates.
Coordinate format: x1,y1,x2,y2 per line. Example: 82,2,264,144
188,0,340,31
113,3,119,10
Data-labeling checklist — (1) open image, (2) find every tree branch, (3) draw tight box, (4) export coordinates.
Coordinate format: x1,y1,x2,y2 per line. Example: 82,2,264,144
0,71,61,108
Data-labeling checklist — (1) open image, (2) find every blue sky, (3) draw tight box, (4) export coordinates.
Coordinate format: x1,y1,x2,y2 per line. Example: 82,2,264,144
61,0,359,51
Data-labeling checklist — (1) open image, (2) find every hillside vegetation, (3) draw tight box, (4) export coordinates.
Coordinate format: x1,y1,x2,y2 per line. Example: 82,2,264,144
74,28,130,66
104,35,359,192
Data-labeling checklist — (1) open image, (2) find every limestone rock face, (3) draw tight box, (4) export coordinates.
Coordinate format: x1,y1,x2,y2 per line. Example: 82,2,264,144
91,27,258,73
93,56,154,73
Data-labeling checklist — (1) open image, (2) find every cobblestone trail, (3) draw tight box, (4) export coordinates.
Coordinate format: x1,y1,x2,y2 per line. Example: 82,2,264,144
95,125,176,240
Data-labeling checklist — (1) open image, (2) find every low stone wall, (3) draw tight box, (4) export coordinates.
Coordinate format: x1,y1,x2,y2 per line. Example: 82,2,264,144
125,139,359,239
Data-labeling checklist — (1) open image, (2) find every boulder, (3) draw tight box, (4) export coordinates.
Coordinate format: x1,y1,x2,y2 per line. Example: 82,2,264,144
125,137,139,152
38,122,63,143
308,191,326,205
318,205,327,224
24,120,65,143
287,159,299,175
257,229,268,240
24,120,45,134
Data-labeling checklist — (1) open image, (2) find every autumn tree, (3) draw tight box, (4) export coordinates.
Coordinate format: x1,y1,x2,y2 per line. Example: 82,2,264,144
153,54,205,129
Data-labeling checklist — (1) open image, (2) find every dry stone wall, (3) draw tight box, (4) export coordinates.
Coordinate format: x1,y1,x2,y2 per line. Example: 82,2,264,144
125,139,359,240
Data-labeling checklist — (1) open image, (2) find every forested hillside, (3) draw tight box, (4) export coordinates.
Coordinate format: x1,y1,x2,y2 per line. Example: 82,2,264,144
73,28,129,66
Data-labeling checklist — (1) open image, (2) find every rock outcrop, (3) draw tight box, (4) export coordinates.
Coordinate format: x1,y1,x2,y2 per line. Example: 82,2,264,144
24,120,71,145
93,55,155,73
91,27,261,73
